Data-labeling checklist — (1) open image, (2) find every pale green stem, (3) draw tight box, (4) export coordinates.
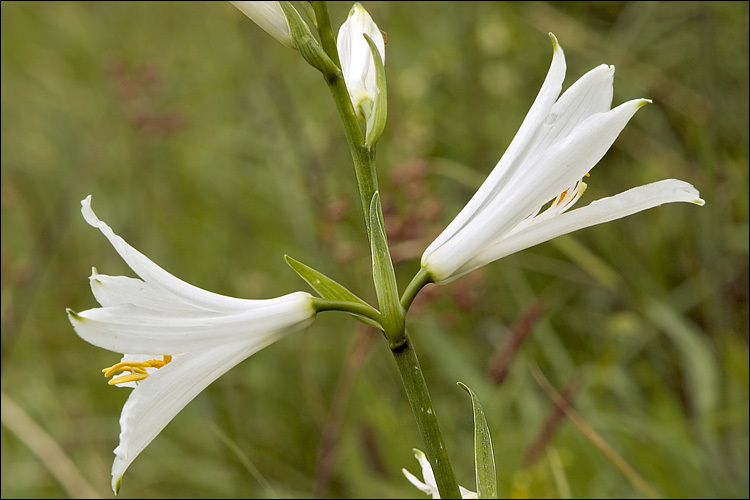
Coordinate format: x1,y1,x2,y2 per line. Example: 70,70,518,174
393,332,461,499
312,297,382,325
310,3,460,497
401,267,433,312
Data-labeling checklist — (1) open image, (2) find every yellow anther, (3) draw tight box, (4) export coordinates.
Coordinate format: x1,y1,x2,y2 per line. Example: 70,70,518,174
103,361,150,378
102,355,173,385
109,373,149,386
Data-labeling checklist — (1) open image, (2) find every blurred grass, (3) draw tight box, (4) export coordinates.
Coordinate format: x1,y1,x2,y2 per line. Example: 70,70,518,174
1,1,747,498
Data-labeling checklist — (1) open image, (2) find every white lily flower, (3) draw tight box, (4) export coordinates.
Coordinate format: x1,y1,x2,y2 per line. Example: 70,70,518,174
67,195,315,494
230,1,294,49
421,34,704,284
337,2,385,119
402,448,477,499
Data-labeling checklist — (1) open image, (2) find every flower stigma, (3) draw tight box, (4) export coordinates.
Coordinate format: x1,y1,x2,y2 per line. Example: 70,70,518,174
102,355,173,386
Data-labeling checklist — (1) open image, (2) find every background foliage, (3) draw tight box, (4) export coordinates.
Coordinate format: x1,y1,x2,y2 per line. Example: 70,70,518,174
1,1,748,498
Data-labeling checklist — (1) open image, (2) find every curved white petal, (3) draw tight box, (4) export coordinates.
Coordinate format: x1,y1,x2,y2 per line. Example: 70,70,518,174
230,1,294,48
423,98,651,282
423,34,566,261
402,468,437,497
81,196,288,314
444,179,704,282
525,63,614,160
402,448,477,499
483,98,652,229
68,292,314,354
110,338,285,493
337,3,384,111
89,272,205,315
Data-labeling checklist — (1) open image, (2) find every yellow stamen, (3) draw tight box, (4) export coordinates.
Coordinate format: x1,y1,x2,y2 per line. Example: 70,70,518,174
109,373,149,386
554,189,569,205
102,355,173,385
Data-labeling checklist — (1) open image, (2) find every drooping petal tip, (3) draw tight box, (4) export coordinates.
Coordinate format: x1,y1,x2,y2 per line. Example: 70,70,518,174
548,32,559,51
66,308,82,322
637,98,653,108
81,195,102,229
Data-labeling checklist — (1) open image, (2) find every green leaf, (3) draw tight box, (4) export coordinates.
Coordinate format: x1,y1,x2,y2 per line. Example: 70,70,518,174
363,33,387,149
284,254,381,330
368,192,404,345
458,382,497,499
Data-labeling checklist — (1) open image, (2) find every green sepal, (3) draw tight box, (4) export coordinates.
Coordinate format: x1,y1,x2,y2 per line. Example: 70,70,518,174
298,1,317,29
363,33,387,149
279,1,339,77
458,382,497,499
284,254,381,330
368,192,404,346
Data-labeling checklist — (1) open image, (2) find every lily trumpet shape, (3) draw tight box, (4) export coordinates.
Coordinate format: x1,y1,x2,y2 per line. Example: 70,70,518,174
403,448,477,499
67,196,315,494
337,2,385,119
421,34,704,284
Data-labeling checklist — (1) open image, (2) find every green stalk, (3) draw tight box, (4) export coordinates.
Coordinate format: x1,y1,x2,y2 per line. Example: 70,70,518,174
401,267,433,312
310,3,460,497
312,297,382,326
393,333,462,499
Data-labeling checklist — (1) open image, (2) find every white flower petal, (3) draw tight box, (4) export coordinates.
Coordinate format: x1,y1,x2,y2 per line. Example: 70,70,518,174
230,1,294,48
423,98,652,283
89,272,201,314
402,468,437,496
524,63,614,160
423,35,566,260
68,293,314,354
81,196,289,314
483,98,652,228
110,339,280,493
402,448,477,499
450,179,704,281
415,448,438,493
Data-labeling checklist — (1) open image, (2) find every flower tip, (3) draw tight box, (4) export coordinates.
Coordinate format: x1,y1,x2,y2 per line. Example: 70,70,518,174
80,195,103,228
112,474,122,495
694,196,706,206
637,98,653,109
66,307,82,320
548,32,559,50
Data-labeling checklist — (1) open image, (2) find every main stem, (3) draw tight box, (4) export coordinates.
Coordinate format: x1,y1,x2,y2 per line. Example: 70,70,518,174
393,333,461,499
311,3,460,497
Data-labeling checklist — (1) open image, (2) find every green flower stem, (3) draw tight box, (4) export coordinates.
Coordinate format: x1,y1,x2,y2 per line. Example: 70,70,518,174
310,2,340,67
312,297,382,326
401,266,433,312
393,332,462,499
311,3,459,498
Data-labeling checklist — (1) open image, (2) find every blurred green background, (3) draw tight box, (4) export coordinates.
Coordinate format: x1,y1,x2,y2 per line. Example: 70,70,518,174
1,1,748,498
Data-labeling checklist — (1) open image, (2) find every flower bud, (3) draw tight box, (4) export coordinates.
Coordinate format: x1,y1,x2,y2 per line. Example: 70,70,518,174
337,3,385,120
